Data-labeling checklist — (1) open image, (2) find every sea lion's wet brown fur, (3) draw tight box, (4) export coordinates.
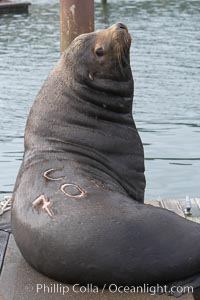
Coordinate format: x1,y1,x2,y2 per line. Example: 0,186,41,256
12,23,200,294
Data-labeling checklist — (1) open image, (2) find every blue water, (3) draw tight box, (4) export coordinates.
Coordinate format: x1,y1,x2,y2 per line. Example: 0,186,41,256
0,0,199,199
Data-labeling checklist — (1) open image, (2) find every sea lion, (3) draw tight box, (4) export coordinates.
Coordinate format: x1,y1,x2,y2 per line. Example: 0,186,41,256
12,23,200,295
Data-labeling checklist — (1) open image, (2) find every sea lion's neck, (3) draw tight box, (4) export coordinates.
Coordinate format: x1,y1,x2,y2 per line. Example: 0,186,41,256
72,77,133,115
59,52,134,115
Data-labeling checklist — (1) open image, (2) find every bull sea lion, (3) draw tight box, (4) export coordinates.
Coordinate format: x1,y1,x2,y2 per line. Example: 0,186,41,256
12,23,200,294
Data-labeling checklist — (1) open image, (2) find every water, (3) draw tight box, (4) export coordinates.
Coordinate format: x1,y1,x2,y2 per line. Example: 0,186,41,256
0,0,199,199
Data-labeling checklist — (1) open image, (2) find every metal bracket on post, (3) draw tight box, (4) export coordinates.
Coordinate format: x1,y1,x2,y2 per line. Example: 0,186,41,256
59,0,94,54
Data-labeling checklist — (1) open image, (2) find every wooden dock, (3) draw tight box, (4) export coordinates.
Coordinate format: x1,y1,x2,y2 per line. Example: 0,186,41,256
0,1,31,15
0,199,200,299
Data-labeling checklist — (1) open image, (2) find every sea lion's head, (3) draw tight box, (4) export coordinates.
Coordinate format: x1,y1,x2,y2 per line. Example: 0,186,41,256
60,23,133,112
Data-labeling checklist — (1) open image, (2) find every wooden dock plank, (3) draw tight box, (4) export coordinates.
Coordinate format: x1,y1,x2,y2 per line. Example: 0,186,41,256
0,210,11,233
0,230,9,274
180,198,200,224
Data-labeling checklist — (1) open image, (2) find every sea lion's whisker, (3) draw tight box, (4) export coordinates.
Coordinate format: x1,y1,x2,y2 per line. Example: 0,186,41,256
123,35,129,53
116,44,125,76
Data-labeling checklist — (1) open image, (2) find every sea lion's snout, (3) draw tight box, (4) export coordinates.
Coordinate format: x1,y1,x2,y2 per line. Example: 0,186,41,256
108,22,129,34
106,22,131,52
93,22,131,60
88,22,132,81
111,22,131,61
115,22,128,31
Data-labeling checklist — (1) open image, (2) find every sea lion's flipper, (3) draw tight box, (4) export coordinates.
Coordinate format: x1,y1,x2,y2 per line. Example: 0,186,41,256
166,273,200,297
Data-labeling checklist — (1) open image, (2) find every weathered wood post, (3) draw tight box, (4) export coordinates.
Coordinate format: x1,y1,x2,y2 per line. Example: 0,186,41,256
60,0,94,54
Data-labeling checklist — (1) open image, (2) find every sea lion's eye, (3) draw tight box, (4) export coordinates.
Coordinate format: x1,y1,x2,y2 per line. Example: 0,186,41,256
95,47,104,57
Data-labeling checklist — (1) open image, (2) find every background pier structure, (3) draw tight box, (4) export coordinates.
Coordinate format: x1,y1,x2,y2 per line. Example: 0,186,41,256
0,1,31,14
59,0,94,53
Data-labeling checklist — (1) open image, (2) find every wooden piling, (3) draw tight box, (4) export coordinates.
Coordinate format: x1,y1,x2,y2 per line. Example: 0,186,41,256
59,0,94,54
